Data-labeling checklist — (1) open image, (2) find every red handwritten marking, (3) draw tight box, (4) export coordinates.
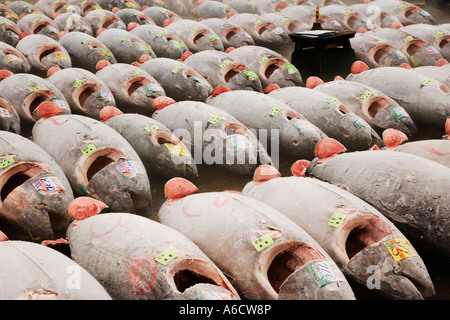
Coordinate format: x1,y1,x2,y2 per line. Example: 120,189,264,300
48,116,71,125
213,194,229,208
182,197,201,218
423,144,450,156
126,252,158,296
88,214,134,238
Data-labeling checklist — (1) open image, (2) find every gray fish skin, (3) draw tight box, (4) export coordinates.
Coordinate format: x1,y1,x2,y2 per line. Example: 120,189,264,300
206,90,328,159
66,212,239,300
260,13,310,34
0,241,112,300
157,0,190,17
267,86,384,151
17,13,60,40
158,187,356,300
59,32,117,73
364,28,446,67
95,63,166,116
350,3,404,29
401,24,450,61
130,24,188,60
35,0,81,19
53,12,93,35
227,45,303,88
201,18,255,49
0,41,31,74
141,7,183,27
152,101,273,175
226,13,290,47
0,94,21,134
139,57,213,102
32,114,153,216
0,131,74,242
319,5,372,31
164,19,224,53
227,0,266,15
0,17,21,47
242,173,435,300
105,113,198,180
350,32,411,68
346,66,450,128
16,34,72,77
96,28,156,64
413,65,450,87
250,0,290,14
95,0,141,11
115,8,155,27
368,0,436,26
84,9,126,35
385,139,450,169
68,0,103,17
305,149,450,259
0,73,71,124
192,1,238,19
183,50,263,92
279,5,343,30
46,67,118,120
313,80,417,137
7,1,44,18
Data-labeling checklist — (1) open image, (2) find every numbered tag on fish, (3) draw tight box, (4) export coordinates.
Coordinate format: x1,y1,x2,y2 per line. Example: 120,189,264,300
307,261,345,287
226,135,250,152
55,52,69,61
116,160,144,178
0,156,15,169
243,70,258,80
164,143,188,157
361,90,374,100
33,176,65,197
284,63,298,74
326,97,339,104
420,78,433,86
252,234,274,252
291,118,312,133
155,248,178,266
0,107,10,118
384,238,418,261
73,79,85,88
390,107,407,120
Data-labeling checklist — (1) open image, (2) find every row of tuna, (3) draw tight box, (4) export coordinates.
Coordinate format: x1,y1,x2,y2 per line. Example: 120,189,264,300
0,0,448,301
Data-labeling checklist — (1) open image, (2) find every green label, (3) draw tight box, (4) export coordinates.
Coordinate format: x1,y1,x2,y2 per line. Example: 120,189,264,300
30,85,42,93
190,26,199,32
378,39,388,44
208,34,218,41
171,65,182,73
120,34,129,41
208,115,222,124
219,60,230,68
99,48,113,57
243,70,257,79
390,107,407,119
73,79,84,88
433,32,443,39
420,78,433,86
326,97,339,104
155,249,178,265
361,90,374,100
328,211,347,228
156,31,165,37
81,38,92,44
307,261,344,287
81,143,97,156
254,19,262,25
268,106,281,116
258,56,269,64
133,69,144,76
252,234,274,252
0,156,15,169
144,124,159,132
403,35,413,42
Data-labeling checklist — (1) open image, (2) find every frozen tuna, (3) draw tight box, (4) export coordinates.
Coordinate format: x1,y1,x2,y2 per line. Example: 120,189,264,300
35,0,81,19
139,57,213,101
53,12,93,35
32,114,153,216
17,13,60,40
105,113,198,179
95,62,166,116
66,203,239,300
0,240,112,300
192,1,238,19
201,18,255,49
183,50,263,92
0,131,74,242
141,6,183,27
0,41,31,73
206,89,328,160
158,178,356,300
0,17,21,47
0,73,71,124
83,9,126,35
58,32,117,73
16,34,72,76
242,164,435,300
368,0,436,26
227,45,303,88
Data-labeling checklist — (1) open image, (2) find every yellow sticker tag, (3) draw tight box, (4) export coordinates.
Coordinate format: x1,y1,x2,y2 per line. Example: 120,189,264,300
384,238,417,261
155,248,178,265
252,234,274,252
328,211,347,228
164,143,188,157
0,156,15,169
55,52,69,61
